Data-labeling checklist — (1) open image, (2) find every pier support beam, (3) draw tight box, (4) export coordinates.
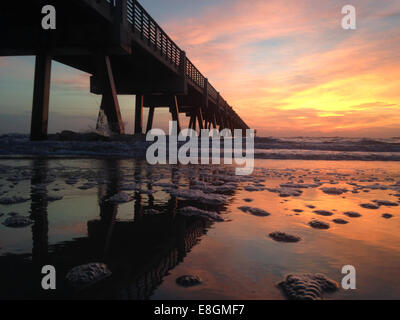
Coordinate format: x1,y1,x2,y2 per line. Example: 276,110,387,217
96,55,125,135
146,106,155,133
170,95,181,133
30,53,52,141
202,78,209,131
197,108,204,130
135,95,143,135
189,111,197,131
212,113,217,129
213,93,220,130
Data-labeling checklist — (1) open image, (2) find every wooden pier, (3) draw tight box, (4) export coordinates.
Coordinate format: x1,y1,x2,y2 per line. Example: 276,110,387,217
0,0,250,140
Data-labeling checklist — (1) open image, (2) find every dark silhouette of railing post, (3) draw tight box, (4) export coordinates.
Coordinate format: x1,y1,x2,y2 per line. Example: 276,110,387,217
30,53,52,141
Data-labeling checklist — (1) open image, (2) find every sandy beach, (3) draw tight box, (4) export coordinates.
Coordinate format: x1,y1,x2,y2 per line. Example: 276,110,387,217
1,156,399,299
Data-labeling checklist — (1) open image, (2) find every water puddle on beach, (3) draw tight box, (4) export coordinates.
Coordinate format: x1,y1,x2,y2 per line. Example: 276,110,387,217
0,158,400,299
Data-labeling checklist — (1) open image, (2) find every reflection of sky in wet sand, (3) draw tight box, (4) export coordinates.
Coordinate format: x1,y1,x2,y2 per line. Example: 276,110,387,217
0,159,399,299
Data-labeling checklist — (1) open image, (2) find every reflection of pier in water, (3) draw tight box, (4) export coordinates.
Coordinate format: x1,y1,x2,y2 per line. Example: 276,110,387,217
0,159,237,299
86,160,213,299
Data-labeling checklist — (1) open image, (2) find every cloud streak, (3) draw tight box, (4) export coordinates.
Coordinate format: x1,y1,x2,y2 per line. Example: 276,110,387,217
160,0,400,137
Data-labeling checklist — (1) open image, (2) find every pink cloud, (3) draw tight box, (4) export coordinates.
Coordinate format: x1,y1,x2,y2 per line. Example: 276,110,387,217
157,0,400,137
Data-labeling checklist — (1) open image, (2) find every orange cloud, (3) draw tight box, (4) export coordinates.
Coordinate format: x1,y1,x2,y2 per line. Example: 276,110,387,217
161,0,400,137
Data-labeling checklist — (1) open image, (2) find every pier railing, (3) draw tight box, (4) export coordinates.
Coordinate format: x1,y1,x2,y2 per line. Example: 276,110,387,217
99,0,246,125
115,0,222,105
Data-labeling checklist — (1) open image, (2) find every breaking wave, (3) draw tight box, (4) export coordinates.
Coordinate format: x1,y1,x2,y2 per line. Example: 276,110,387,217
1,133,400,161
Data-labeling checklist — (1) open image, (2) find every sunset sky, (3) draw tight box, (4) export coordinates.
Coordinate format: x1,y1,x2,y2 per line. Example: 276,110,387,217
0,0,400,137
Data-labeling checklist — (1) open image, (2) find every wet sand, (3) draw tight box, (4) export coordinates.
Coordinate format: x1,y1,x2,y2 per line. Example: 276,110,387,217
0,158,399,299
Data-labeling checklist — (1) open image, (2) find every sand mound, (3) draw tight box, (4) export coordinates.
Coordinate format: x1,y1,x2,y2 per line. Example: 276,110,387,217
46,195,63,202
277,273,338,300
179,206,224,221
78,183,96,190
373,200,398,207
106,192,133,203
360,203,380,209
309,220,330,229
176,275,202,287
344,211,362,218
244,184,266,192
269,232,301,243
2,215,34,228
0,196,30,205
238,206,270,217
313,210,334,216
65,178,78,185
169,189,227,205
321,187,347,195
145,209,161,215
382,213,394,219
332,218,349,224
65,263,112,290
267,187,303,197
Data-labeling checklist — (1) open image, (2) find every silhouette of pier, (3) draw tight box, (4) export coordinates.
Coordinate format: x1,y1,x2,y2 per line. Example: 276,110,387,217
1,0,250,140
